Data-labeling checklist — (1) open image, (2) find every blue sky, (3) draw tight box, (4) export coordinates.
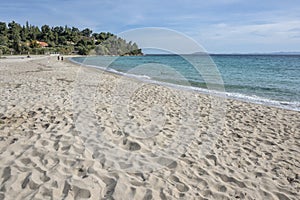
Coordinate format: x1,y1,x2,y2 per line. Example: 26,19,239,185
1,0,300,53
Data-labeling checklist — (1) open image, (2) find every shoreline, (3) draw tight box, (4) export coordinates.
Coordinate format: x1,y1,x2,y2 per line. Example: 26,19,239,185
69,56,300,112
0,56,299,199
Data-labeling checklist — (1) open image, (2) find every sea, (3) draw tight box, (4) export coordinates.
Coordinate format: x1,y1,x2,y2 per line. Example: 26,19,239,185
70,55,300,111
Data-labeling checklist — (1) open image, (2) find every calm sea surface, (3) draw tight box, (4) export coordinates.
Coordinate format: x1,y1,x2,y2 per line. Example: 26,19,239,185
71,55,300,111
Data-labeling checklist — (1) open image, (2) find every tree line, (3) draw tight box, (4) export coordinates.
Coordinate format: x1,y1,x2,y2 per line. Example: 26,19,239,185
0,21,143,56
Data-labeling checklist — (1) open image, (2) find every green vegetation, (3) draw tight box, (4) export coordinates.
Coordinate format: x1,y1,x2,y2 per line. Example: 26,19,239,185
0,21,143,56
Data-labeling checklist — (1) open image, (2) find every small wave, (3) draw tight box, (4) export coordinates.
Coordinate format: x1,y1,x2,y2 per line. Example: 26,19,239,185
223,92,300,111
156,82,300,111
71,58,152,80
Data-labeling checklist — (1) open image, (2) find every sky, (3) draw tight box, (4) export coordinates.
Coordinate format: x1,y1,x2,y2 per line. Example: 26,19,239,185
1,0,300,53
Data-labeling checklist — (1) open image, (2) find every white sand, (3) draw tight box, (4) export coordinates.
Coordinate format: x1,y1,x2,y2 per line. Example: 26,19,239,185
0,56,299,199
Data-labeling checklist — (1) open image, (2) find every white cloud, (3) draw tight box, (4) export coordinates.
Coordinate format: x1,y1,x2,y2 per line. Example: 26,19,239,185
205,21,300,40
193,20,300,53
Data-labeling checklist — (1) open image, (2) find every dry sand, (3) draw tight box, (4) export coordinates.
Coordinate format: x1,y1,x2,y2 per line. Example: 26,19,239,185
0,56,299,199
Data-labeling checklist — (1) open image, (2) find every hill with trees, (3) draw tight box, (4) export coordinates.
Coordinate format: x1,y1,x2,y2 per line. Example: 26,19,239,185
0,21,143,56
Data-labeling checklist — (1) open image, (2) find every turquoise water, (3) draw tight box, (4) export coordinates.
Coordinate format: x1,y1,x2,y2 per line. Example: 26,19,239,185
71,55,300,110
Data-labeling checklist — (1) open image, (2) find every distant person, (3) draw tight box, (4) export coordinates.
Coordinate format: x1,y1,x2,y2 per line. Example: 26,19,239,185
61,56,64,61
57,55,60,60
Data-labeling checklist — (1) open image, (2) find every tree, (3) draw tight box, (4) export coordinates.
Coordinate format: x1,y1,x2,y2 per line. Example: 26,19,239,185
0,45,10,55
95,45,109,55
0,22,7,35
0,20,143,55
70,27,80,43
81,28,92,37
28,25,41,41
58,35,67,45
0,38,8,46
41,24,52,42
77,45,89,55
8,21,22,53
0,22,8,46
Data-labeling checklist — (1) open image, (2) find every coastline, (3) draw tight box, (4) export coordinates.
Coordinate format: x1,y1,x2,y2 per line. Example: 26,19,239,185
69,56,300,112
0,56,299,199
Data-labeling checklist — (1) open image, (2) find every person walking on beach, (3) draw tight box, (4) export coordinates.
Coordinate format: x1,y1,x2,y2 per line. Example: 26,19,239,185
57,55,60,60
61,56,64,61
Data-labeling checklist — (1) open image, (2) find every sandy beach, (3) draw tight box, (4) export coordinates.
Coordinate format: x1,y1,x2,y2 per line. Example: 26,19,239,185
0,56,299,199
